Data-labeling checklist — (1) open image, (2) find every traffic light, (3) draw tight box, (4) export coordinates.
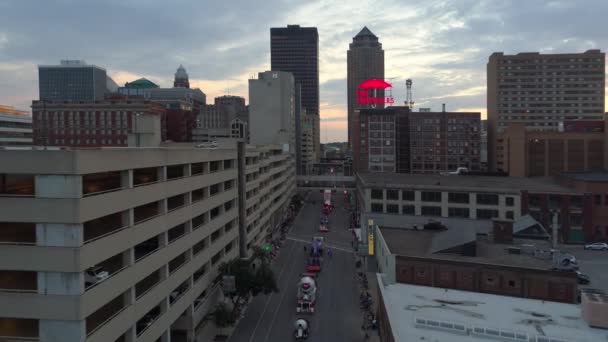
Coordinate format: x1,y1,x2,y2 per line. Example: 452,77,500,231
264,245,271,251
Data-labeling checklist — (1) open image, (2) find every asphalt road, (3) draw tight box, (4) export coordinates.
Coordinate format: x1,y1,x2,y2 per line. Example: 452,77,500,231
229,190,366,342
560,245,608,292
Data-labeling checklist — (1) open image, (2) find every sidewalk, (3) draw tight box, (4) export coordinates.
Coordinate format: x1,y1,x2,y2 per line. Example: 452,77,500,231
354,253,381,341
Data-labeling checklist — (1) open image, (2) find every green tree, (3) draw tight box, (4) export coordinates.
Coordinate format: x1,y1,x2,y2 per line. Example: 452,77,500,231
213,302,233,336
218,249,279,320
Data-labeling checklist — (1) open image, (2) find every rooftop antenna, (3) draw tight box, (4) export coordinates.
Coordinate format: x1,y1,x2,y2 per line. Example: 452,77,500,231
405,79,414,109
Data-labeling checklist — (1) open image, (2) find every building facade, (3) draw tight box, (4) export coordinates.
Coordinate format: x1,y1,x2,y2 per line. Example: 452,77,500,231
347,27,384,147
118,78,160,97
300,112,317,175
38,60,115,102
409,111,481,173
354,108,481,174
31,100,167,147
248,71,296,151
0,142,296,342
270,25,319,117
502,119,608,177
195,96,248,142
0,105,32,146
487,50,606,172
0,147,240,342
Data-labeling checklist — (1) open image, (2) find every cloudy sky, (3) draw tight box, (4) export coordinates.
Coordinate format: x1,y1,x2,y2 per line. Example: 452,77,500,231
1,0,606,142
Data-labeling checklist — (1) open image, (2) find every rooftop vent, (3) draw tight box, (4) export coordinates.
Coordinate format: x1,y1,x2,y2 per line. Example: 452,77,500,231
581,292,608,328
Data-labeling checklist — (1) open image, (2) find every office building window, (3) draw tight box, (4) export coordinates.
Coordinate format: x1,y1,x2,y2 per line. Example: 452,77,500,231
371,189,383,200
402,190,415,201
371,203,383,213
386,204,399,214
506,197,514,207
421,206,441,217
477,209,499,220
477,193,499,205
448,192,469,204
448,207,469,218
421,191,441,202
386,189,399,200
402,205,415,215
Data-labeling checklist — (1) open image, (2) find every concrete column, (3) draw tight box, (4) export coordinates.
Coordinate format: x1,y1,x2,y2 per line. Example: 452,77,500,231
159,166,167,182
36,223,83,247
122,170,133,189
124,327,136,342
35,175,82,198
184,164,192,177
441,192,448,218
38,272,83,295
123,248,135,268
160,329,171,342
415,191,422,216
237,141,248,259
40,320,86,342
470,193,478,219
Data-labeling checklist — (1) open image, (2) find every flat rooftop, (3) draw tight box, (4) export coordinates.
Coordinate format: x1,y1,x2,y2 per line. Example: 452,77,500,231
358,172,575,194
560,171,608,182
378,280,608,342
379,227,554,270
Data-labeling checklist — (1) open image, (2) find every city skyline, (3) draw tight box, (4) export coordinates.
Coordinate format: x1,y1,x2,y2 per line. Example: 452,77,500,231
1,1,608,142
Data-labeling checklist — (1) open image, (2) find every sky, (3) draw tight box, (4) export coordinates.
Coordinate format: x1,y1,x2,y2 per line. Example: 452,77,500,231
0,0,607,142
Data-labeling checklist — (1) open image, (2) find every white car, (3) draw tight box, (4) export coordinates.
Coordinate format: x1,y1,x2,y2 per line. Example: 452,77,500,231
584,242,608,251
85,266,109,286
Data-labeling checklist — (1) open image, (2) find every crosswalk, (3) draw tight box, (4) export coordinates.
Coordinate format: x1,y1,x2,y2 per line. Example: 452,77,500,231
285,236,354,253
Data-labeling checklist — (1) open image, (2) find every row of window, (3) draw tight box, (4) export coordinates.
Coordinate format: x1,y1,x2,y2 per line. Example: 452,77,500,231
371,189,513,206
370,202,513,220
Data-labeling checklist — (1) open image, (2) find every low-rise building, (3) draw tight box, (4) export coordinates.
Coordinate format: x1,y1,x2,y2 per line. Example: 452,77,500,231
0,141,295,342
376,279,608,342
357,172,600,243
0,105,32,146
31,99,167,147
501,118,608,177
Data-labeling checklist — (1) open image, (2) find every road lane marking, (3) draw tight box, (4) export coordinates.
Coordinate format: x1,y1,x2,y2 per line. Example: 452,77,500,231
246,239,298,342
286,236,354,253
261,240,302,342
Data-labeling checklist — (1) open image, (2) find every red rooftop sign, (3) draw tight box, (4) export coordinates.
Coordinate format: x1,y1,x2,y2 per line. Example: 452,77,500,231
356,79,394,105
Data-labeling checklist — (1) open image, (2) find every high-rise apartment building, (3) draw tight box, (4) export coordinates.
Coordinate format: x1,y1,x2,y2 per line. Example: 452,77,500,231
0,141,295,342
248,71,296,151
354,108,481,173
0,105,32,146
347,27,384,147
487,50,605,172
270,25,319,116
38,60,117,102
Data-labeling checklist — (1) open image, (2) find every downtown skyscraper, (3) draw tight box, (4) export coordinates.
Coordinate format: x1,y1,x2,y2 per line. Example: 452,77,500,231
270,25,319,116
347,27,384,147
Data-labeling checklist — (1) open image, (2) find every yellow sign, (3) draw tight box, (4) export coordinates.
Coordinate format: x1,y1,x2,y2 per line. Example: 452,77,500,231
368,232,374,256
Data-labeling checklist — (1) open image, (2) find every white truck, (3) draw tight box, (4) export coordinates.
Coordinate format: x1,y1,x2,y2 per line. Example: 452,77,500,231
296,275,317,313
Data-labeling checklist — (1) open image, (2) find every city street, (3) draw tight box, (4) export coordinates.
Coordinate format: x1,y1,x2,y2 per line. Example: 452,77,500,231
229,190,367,342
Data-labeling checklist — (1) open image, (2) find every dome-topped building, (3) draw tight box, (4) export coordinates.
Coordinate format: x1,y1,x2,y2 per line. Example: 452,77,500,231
173,64,190,88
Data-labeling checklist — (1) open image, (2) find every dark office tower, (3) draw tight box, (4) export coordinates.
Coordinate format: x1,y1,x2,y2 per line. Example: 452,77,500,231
270,25,319,116
173,64,190,88
38,60,112,101
347,27,384,148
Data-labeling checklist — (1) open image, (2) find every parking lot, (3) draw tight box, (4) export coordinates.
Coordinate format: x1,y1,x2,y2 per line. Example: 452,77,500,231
560,245,608,292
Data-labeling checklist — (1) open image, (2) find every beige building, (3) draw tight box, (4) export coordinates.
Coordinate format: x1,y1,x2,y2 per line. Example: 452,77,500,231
487,50,605,172
0,143,294,342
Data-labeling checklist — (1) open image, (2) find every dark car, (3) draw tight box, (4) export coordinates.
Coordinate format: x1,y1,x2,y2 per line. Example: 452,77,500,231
424,220,447,230
575,271,590,285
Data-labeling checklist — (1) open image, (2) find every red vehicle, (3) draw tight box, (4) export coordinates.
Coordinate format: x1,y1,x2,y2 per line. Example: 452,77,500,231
319,224,329,232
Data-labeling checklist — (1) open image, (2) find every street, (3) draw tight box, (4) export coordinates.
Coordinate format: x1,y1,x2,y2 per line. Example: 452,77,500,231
560,245,608,292
229,190,366,342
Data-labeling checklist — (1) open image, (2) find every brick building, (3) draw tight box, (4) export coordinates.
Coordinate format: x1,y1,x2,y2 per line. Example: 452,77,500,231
487,50,606,172
353,107,481,174
32,99,167,147
501,117,608,177
374,225,579,304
